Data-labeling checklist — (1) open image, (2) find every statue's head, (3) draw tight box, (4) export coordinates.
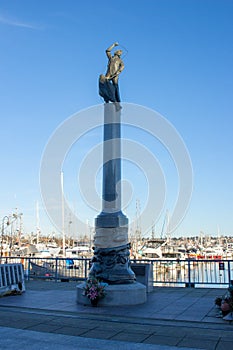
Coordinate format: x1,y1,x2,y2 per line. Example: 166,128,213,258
114,49,122,57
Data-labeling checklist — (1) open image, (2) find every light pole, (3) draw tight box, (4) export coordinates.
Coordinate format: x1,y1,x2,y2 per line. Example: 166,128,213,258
1,216,10,258
17,212,23,247
6,212,23,256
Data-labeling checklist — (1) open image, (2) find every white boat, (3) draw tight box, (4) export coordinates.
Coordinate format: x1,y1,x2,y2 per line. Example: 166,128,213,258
66,245,92,258
141,246,163,259
35,243,61,257
223,244,233,259
140,239,167,259
202,246,223,259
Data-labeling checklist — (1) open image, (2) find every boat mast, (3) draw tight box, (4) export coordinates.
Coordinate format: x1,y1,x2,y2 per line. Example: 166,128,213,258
61,171,66,257
36,201,40,244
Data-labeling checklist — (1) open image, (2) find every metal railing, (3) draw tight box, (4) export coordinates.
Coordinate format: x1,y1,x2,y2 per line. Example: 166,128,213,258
146,258,233,288
1,257,233,288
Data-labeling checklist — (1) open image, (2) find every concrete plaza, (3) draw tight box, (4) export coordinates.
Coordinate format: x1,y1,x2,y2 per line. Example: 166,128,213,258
0,280,232,349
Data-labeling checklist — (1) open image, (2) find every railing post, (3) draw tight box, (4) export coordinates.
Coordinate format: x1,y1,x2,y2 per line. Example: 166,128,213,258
27,258,30,281
151,260,154,287
55,257,58,282
84,259,88,279
186,259,191,287
228,260,231,286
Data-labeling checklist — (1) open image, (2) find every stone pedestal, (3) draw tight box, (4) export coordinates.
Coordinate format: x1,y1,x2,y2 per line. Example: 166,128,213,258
77,282,146,306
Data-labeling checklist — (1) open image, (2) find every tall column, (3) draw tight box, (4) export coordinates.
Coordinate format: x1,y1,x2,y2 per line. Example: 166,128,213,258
89,103,135,284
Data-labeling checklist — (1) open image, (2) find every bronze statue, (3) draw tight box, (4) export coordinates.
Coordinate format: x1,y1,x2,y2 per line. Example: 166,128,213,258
99,42,124,104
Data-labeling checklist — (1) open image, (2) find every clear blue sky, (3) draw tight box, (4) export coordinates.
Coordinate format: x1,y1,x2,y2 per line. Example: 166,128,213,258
0,0,232,238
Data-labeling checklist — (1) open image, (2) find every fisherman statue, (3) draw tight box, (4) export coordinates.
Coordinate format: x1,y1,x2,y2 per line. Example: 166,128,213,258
99,42,124,106
77,41,147,303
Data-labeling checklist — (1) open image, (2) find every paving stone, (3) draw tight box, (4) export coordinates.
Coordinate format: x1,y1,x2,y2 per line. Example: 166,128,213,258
25,323,62,333
178,337,218,350
52,326,91,336
93,321,125,331
182,329,223,338
123,324,159,334
110,331,150,343
154,326,188,336
182,333,220,341
48,317,97,328
80,329,118,340
143,334,181,346
221,333,233,340
216,339,233,350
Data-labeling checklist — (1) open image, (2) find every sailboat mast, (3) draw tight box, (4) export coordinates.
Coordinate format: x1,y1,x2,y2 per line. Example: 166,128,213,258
36,201,40,244
61,171,66,257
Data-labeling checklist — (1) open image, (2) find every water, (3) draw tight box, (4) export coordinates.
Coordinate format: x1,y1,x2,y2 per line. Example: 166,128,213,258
152,259,233,288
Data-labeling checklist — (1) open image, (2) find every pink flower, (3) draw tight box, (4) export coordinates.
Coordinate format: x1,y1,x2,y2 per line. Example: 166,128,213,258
83,278,107,300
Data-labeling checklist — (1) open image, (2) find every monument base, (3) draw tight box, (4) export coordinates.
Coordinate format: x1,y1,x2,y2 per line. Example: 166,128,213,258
89,243,135,284
77,281,147,306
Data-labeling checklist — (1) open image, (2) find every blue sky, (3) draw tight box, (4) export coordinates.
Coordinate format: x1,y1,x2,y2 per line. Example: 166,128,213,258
0,0,233,238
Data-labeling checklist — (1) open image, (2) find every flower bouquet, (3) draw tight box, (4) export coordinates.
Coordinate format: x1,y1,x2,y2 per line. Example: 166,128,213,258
83,277,107,306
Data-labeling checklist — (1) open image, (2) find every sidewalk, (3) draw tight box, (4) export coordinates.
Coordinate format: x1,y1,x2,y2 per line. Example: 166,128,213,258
0,280,232,350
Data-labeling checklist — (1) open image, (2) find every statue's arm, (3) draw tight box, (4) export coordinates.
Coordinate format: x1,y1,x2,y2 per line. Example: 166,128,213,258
118,60,125,74
106,42,119,59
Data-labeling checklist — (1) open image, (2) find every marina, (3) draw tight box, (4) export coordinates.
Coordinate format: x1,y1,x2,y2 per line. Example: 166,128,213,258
1,211,233,288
